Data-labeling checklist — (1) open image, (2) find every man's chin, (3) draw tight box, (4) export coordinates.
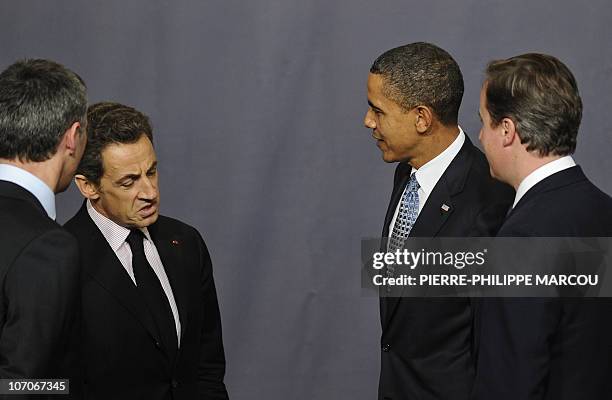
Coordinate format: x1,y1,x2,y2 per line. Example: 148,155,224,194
488,168,510,185
142,212,159,227
381,153,399,163
489,167,500,180
131,212,159,228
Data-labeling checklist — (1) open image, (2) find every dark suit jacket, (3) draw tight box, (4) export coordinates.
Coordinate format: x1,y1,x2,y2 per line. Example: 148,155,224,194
0,181,81,398
64,203,228,400
378,137,514,400
472,166,612,400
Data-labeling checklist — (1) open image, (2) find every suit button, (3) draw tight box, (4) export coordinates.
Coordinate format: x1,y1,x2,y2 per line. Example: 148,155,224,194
171,379,179,388
382,344,390,352
155,341,162,349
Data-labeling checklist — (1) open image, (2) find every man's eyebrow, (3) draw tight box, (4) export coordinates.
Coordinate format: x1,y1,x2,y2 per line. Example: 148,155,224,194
115,161,158,183
116,173,140,184
368,100,382,111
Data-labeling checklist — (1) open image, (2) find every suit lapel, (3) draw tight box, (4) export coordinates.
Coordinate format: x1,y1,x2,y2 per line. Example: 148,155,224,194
382,137,474,328
69,204,165,354
148,221,190,348
382,163,412,239
409,177,454,237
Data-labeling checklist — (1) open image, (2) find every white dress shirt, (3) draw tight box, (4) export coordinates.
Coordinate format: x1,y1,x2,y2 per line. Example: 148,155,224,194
388,128,466,235
512,156,576,209
0,163,56,219
87,200,181,344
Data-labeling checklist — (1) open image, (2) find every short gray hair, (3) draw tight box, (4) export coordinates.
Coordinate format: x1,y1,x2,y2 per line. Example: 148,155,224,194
0,59,87,162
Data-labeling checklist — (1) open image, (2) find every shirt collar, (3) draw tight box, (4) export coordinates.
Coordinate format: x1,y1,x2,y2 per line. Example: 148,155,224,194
0,163,56,219
86,199,151,251
411,127,466,195
513,155,576,209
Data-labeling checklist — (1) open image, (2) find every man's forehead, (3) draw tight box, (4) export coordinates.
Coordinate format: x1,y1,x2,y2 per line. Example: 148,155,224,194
367,74,388,104
479,84,489,109
367,73,385,91
101,139,157,176
368,73,404,111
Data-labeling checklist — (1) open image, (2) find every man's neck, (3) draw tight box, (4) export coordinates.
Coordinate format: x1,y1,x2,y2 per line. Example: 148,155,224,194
409,125,460,169
0,158,60,193
510,154,563,190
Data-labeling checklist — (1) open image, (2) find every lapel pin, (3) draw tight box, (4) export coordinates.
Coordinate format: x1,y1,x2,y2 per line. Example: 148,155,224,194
441,204,450,213
171,239,180,245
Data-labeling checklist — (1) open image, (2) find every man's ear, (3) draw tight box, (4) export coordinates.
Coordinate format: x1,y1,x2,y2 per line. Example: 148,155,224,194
414,106,433,134
74,174,100,200
501,117,518,147
61,121,82,155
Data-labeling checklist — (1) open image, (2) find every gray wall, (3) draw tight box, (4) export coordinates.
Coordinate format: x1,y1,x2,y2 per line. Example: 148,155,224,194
2,1,611,398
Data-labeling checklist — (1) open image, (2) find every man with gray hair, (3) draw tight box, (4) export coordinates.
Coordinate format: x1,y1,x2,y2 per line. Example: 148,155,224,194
474,53,612,400
0,59,87,388
364,42,513,399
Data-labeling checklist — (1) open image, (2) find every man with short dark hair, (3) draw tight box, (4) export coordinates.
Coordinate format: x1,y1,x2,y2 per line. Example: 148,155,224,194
0,59,87,386
364,42,513,400
65,102,228,400
473,53,612,400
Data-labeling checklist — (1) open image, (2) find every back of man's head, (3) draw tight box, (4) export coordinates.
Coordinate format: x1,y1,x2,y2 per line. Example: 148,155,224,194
0,59,87,162
77,102,154,186
484,53,582,157
370,42,464,126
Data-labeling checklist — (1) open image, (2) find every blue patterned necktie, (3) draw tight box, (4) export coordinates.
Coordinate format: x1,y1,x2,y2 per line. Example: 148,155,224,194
386,173,420,279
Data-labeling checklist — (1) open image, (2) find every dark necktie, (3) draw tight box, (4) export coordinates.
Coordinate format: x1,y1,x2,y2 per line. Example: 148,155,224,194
126,229,178,356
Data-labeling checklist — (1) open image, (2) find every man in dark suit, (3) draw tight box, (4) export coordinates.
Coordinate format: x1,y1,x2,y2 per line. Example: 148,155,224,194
0,59,87,391
363,42,513,400
64,102,228,400
473,53,612,399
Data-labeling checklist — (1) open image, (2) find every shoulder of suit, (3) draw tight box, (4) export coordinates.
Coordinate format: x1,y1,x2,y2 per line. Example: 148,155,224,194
463,144,491,178
456,144,515,202
502,178,612,236
152,215,211,255
520,173,611,207
155,214,203,238
1,196,62,235
1,204,76,271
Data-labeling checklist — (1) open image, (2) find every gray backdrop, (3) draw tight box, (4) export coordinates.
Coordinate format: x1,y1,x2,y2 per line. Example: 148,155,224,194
2,1,611,398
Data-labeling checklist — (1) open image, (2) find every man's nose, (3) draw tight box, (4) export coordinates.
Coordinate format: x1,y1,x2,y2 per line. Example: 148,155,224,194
364,109,376,129
138,177,158,200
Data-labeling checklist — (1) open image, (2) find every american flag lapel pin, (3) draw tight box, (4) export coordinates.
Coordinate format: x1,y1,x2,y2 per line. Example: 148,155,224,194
171,239,180,245
441,204,450,213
